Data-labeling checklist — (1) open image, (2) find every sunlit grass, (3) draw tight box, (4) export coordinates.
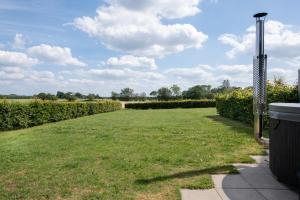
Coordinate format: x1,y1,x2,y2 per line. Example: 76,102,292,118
0,108,264,199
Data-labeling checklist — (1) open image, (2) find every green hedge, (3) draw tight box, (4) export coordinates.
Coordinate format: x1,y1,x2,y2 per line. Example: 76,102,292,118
216,81,298,127
0,100,122,131
125,100,216,109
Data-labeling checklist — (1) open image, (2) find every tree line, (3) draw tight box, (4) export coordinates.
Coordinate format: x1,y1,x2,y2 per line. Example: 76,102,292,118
111,83,239,101
0,80,239,101
0,92,103,101
35,91,102,101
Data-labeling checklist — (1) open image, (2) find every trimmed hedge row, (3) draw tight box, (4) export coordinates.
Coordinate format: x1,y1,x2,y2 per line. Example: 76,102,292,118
216,82,298,127
0,100,122,131
125,100,216,109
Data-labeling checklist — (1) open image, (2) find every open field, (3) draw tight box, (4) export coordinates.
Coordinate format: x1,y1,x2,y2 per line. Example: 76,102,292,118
0,108,264,200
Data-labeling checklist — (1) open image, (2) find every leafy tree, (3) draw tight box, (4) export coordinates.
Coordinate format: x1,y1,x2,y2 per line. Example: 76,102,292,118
87,93,96,101
111,92,119,100
36,93,57,100
139,92,147,101
120,88,134,101
182,85,212,99
56,91,65,99
157,87,172,101
150,91,158,98
65,92,76,102
75,92,84,99
170,84,181,98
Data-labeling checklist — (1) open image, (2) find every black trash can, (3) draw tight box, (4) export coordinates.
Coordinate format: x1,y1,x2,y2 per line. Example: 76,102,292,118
269,103,300,187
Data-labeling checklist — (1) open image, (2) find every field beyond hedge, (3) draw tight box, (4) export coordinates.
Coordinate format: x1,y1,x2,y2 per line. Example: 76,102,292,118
0,108,264,200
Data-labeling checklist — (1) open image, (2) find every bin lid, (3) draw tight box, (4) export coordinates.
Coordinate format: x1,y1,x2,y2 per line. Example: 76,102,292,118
269,103,300,122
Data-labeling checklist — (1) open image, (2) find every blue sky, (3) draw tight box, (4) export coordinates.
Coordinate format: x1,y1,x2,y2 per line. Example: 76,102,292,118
0,0,300,96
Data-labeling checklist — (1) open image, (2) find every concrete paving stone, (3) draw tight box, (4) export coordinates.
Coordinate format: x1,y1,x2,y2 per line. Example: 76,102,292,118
181,189,222,200
241,173,288,189
180,151,298,200
216,188,266,200
258,189,298,200
233,163,272,175
212,174,252,189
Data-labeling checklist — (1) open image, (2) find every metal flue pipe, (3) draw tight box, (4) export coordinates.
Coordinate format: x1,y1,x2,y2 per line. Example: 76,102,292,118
253,12,269,148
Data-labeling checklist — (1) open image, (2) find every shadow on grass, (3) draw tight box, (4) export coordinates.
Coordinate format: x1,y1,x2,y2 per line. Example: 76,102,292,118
206,115,252,135
135,165,237,185
206,115,269,138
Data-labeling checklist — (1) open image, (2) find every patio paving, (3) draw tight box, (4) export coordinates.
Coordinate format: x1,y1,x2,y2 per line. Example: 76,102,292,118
180,155,299,200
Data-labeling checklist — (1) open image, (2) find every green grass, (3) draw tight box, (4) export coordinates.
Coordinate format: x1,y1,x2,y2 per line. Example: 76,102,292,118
0,108,264,200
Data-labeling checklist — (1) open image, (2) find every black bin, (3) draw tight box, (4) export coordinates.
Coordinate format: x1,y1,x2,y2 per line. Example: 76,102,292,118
269,103,300,186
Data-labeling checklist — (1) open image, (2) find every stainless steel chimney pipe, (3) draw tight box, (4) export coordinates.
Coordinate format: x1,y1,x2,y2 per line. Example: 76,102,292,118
253,12,269,148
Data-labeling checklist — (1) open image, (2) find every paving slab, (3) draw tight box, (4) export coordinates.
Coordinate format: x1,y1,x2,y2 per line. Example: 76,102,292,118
180,153,298,200
181,189,222,200
212,174,252,189
241,173,287,189
216,188,266,200
233,163,272,175
258,189,298,200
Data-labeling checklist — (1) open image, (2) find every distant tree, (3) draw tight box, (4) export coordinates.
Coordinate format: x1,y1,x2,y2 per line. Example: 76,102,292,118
37,92,47,100
37,93,57,100
273,76,284,85
87,93,96,101
111,91,119,100
170,84,181,98
222,80,231,89
120,88,134,101
56,91,65,99
150,91,158,98
65,92,76,102
75,92,84,99
139,92,147,101
182,85,212,99
157,87,172,101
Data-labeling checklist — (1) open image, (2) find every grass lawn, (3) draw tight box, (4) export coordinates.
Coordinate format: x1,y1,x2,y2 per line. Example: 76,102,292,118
0,108,264,200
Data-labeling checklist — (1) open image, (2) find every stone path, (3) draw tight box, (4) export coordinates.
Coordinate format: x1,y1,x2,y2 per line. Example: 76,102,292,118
181,155,298,200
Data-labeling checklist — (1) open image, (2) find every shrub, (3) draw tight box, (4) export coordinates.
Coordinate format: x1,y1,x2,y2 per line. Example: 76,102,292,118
125,100,216,109
216,81,298,127
0,100,122,131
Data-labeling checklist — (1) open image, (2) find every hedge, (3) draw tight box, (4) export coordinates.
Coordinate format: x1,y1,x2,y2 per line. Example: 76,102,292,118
0,100,122,131
216,81,298,127
125,100,216,109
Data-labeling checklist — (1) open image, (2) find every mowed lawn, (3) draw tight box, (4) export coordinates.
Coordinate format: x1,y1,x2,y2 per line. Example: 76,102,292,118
0,108,264,200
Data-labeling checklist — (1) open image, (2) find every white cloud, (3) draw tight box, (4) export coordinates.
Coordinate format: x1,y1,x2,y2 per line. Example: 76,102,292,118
0,67,24,80
0,43,5,49
73,1,207,57
0,50,38,67
165,64,253,87
268,67,296,82
26,70,56,82
219,20,300,60
67,78,104,85
89,68,164,80
217,64,252,74
165,65,214,80
104,55,157,70
12,33,26,49
89,68,126,79
108,0,202,19
27,44,86,67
